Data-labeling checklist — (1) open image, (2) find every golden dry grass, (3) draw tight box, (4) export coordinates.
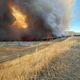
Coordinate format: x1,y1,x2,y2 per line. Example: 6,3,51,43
0,37,80,80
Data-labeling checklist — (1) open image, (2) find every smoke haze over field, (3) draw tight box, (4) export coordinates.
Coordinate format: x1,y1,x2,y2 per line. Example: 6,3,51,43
0,0,74,41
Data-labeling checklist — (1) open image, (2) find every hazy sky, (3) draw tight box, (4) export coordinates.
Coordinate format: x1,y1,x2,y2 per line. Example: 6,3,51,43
70,0,80,33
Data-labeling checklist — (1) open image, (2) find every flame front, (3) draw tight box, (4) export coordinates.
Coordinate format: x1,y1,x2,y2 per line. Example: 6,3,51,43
11,6,28,29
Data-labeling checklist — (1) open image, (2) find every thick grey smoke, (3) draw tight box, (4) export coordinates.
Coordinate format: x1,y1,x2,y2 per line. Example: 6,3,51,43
0,0,74,41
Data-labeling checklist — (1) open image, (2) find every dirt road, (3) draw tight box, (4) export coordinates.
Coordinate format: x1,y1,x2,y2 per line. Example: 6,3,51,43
0,42,52,63
0,38,65,63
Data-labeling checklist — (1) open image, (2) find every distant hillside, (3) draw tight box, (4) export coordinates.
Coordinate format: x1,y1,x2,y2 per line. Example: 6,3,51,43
66,31,80,36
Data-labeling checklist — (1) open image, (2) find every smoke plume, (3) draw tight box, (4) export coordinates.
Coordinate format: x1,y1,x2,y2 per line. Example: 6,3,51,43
0,0,74,41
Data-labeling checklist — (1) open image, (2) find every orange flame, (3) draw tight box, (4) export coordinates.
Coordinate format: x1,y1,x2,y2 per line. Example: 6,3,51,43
11,6,28,29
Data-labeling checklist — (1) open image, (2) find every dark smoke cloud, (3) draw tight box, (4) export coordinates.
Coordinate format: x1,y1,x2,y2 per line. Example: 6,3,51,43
0,0,74,41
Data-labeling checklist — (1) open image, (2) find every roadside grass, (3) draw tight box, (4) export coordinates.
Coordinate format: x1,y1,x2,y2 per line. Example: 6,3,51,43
0,37,76,80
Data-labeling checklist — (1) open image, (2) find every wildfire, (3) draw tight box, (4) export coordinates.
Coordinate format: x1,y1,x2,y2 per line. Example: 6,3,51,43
11,6,28,29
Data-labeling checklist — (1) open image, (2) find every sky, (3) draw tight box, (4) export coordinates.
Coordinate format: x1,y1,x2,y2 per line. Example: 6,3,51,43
70,0,80,33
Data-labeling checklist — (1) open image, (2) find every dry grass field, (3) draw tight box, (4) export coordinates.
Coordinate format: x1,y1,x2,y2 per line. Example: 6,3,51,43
0,36,80,80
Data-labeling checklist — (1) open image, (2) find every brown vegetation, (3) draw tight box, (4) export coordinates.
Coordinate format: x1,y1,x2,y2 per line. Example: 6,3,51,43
0,37,80,80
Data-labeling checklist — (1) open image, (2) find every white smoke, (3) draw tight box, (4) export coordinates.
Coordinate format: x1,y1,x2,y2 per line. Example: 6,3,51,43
14,0,74,38
0,0,74,41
